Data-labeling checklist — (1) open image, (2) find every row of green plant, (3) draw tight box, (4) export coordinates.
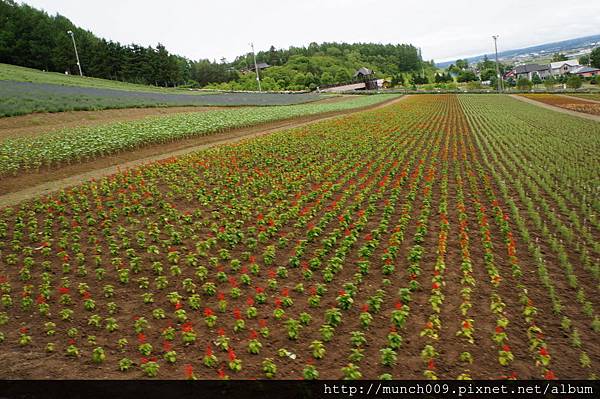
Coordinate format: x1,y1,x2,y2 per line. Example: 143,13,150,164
460,95,598,378
0,94,398,176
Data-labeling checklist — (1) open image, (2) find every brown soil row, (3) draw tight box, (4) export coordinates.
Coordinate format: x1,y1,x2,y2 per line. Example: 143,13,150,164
0,96,406,207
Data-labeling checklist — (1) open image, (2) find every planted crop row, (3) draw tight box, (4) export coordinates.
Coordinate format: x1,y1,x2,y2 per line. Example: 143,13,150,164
0,94,399,176
0,94,597,379
520,94,600,116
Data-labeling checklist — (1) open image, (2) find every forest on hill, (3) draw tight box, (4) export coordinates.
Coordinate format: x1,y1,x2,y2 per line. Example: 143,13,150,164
0,0,431,90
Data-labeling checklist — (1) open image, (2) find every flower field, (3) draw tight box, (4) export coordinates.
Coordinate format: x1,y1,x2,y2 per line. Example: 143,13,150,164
0,94,398,177
566,93,600,102
520,93,600,116
0,94,598,380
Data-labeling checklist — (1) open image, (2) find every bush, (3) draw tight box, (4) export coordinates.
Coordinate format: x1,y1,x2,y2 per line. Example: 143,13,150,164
543,76,556,90
566,75,582,89
516,77,532,90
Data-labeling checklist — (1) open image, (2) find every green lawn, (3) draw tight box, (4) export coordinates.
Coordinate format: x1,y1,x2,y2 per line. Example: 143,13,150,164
0,63,211,94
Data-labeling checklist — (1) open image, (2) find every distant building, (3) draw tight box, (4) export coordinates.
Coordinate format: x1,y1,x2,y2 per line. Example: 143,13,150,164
549,59,580,76
353,67,373,79
508,64,551,80
353,67,378,90
320,70,387,93
241,63,271,73
571,66,600,77
250,62,270,71
505,58,591,81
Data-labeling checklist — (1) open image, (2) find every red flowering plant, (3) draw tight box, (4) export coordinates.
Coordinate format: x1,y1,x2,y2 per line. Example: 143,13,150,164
140,357,160,377
245,297,258,319
258,319,269,338
214,328,230,351
137,333,153,356
498,344,514,366
183,364,196,380
232,308,245,333
227,348,243,372
456,318,475,344
335,289,354,310
247,330,262,354
358,304,373,329
203,344,218,368
181,322,197,345
203,307,217,328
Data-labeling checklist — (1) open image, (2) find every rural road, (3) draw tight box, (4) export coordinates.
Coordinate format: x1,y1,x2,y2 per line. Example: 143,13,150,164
509,94,600,122
0,95,408,207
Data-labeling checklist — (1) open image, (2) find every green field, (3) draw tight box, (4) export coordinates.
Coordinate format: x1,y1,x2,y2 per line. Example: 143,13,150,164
0,64,334,117
0,94,398,176
0,63,208,94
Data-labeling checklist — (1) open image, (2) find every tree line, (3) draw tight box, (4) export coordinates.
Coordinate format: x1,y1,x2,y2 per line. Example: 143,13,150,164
0,0,427,90
208,43,430,91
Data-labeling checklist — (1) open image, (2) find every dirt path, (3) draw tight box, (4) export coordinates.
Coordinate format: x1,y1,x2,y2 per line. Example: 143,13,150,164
0,96,407,207
509,94,600,122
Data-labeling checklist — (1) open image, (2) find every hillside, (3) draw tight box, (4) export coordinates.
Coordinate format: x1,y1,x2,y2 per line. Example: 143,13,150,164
0,63,209,94
0,0,428,91
207,42,429,91
437,34,600,68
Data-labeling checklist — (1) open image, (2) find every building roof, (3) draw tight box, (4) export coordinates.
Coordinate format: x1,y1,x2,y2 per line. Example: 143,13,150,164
354,67,373,77
549,59,579,69
249,62,270,71
513,64,549,74
572,66,600,74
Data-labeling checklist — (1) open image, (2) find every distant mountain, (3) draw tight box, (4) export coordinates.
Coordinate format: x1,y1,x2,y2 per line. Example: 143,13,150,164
436,34,600,68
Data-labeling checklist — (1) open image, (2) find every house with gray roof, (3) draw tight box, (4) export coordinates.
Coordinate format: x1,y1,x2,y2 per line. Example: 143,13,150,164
511,64,551,80
505,59,585,81
572,66,600,77
353,67,373,78
549,59,580,76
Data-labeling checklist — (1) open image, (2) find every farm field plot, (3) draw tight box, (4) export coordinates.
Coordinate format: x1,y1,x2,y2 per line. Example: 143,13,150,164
0,94,398,178
565,93,600,102
0,80,326,117
0,106,223,140
0,95,598,380
520,93,600,116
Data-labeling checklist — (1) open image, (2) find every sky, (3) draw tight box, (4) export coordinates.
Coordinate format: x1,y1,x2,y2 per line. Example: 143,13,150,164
21,0,600,63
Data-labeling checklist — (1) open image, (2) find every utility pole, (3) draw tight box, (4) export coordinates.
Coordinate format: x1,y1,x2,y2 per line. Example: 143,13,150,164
492,35,502,93
250,43,262,92
67,30,83,76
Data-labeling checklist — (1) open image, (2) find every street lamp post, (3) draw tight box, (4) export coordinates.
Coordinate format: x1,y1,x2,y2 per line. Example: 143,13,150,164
67,30,83,77
250,43,262,92
492,35,502,93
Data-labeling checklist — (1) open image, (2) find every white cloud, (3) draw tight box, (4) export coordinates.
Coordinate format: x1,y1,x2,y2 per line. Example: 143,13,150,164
20,0,600,62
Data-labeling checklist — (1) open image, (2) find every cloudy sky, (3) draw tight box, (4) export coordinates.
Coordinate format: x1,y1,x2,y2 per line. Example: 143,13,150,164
22,0,600,62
